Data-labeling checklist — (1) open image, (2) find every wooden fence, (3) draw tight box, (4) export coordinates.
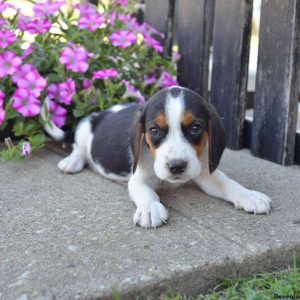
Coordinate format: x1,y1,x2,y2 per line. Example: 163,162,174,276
144,0,300,166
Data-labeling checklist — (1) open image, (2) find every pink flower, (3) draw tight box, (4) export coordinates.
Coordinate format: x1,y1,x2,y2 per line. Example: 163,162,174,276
18,15,30,31
0,19,9,29
172,51,181,63
48,100,67,128
28,18,52,34
0,1,12,13
17,15,31,31
12,63,38,84
12,89,41,117
144,23,165,39
123,80,145,104
22,142,31,157
158,71,178,88
0,51,22,79
58,78,76,105
109,30,137,48
78,13,105,32
118,14,132,24
75,3,106,31
125,20,164,39
0,29,17,48
118,15,140,32
33,1,64,18
0,106,5,125
83,79,93,90
109,10,117,26
0,89,4,106
0,89,5,125
60,45,92,73
47,83,59,100
92,69,119,80
143,74,157,86
18,15,52,34
74,3,96,15
21,45,34,60
117,0,128,5
144,34,163,53
16,71,47,97
48,80,76,105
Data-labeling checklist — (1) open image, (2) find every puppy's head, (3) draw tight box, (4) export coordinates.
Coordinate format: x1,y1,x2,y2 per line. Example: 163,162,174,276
131,86,226,183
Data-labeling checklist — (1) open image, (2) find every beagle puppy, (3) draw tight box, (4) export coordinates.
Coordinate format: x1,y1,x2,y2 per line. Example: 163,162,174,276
44,86,271,228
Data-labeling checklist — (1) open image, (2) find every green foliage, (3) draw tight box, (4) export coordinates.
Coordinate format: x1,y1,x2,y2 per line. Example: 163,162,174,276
0,0,177,161
0,139,24,161
163,253,300,300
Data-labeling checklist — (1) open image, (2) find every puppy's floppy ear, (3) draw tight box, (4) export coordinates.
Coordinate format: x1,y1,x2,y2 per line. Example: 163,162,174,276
130,106,145,173
207,104,226,173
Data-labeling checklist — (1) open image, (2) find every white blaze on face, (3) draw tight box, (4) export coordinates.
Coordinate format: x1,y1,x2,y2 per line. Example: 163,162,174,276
153,90,202,183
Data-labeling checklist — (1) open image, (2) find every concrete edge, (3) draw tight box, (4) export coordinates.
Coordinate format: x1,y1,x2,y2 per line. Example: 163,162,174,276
91,243,300,300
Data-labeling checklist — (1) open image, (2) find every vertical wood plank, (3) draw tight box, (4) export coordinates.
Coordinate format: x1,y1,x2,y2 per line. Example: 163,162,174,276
203,0,216,99
144,0,175,55
177,0,215,97
251,0,300,165
295,133,300,165
210,0,253,149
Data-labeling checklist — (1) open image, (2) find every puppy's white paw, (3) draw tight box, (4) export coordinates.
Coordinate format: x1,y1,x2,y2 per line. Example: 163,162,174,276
57,155,85,173
230,188,271,214
133,202,169,228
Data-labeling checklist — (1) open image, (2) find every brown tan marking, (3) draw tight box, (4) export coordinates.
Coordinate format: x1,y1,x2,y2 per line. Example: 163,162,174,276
145,132,156,157
182,111,195,127
131,123,143,173
194,131,208,157
155,112,168,128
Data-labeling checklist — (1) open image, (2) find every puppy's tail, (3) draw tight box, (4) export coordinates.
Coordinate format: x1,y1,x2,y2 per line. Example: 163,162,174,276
41,99,75,143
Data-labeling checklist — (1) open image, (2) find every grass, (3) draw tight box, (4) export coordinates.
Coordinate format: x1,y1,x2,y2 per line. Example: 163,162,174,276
162,254,300,300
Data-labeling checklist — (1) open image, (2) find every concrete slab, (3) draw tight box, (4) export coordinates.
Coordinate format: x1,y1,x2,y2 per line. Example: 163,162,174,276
0,148,300,299
165,150,300,252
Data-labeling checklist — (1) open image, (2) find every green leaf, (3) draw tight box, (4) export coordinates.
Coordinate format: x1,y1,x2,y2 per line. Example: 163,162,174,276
73,108,85,118
13,121,24,136
47,73,62,82
24,123,36,134
29,133,46,148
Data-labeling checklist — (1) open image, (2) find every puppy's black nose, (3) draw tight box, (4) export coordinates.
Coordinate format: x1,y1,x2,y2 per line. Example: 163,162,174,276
167,159,187,175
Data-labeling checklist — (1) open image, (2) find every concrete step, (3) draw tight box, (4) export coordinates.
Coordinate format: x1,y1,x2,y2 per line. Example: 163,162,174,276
1,148,300,299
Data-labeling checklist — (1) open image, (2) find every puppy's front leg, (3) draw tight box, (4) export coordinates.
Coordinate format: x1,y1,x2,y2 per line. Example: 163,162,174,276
193,169,271,214
128,172,168,228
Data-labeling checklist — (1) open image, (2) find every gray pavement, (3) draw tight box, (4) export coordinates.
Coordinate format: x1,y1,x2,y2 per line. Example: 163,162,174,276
1,147,300,300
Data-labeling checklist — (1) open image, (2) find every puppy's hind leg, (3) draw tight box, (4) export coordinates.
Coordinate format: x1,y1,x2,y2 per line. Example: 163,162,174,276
58,119,92,174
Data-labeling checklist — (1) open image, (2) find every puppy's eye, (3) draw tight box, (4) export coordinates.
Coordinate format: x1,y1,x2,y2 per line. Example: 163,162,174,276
150,127,161,138
190,124,202,135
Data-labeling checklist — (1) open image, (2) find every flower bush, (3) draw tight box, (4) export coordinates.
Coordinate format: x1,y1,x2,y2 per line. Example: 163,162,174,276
0,0,178,160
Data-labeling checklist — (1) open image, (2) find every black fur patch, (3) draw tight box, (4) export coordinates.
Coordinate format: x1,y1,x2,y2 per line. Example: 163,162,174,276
91,104,139,176
64,131,75,143
182,88,211,124
168,86,182,98
143,88,168,126
90,110,112,132
181,120,206,145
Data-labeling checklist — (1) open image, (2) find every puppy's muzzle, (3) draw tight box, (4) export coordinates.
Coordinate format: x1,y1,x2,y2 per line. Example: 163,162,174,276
167,159,187,175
